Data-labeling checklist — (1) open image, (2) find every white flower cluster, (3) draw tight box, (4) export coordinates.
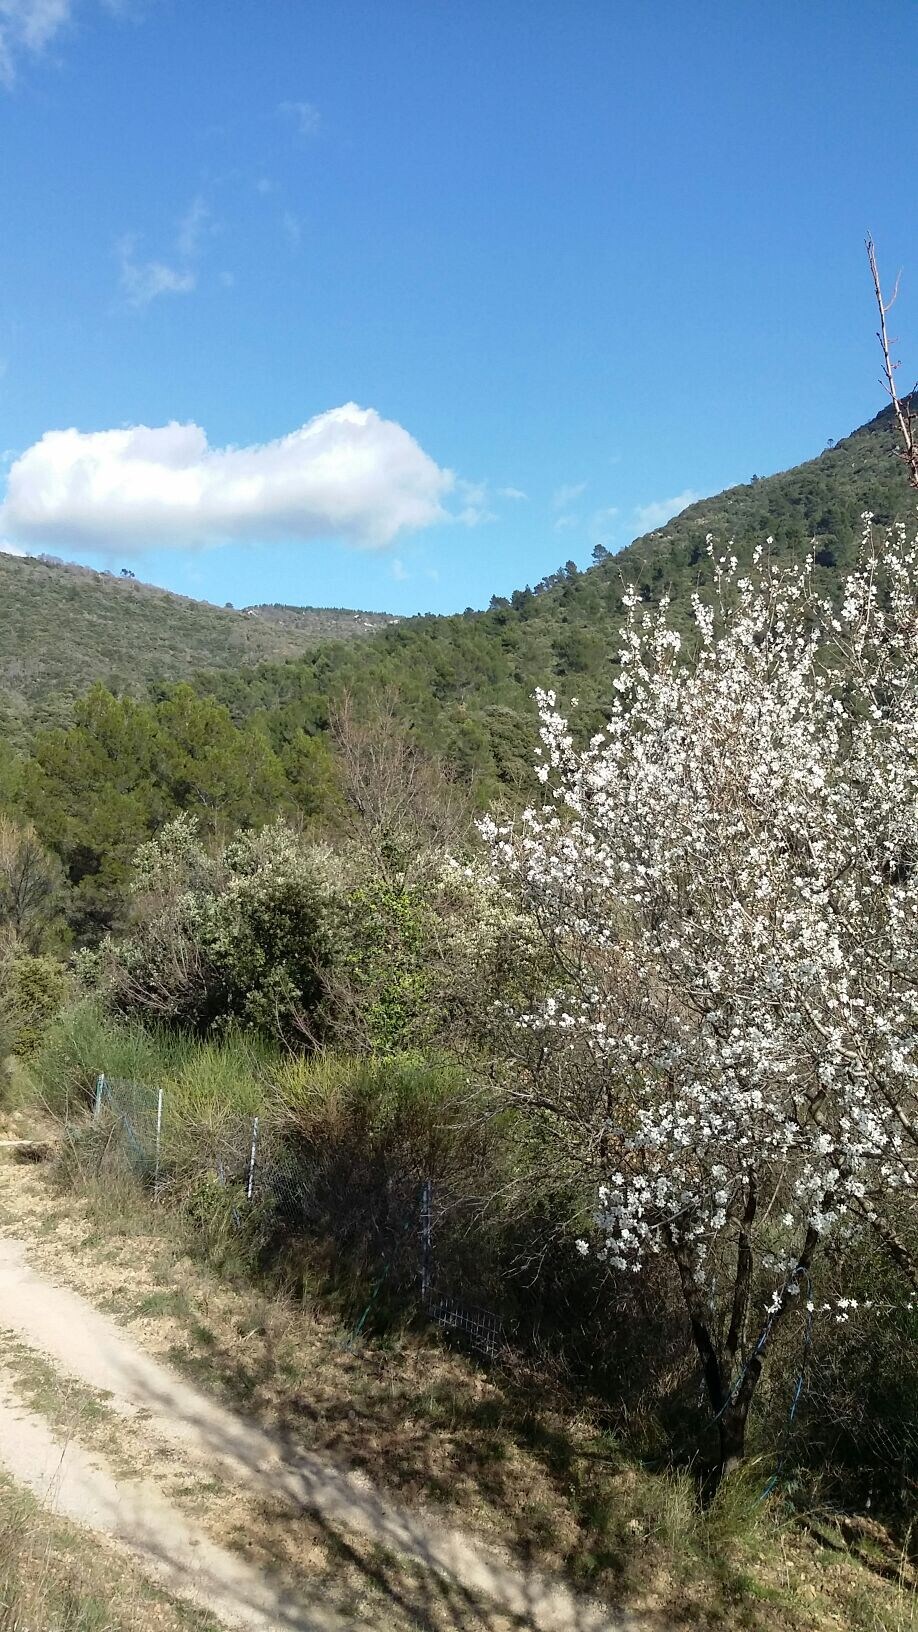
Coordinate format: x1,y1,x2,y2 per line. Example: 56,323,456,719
481,528,918,1293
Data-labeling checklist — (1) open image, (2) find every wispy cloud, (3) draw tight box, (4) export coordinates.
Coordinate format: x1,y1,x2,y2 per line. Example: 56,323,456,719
391,557,409,581
176,195,212,261
0,0,73,87
498,485,527,501
455,478,496,527
278,98,321,138
0,0,128,87
117,195,216,308
0,404,455,552
552,480,587,512
633,488,700,532
118,237,196,307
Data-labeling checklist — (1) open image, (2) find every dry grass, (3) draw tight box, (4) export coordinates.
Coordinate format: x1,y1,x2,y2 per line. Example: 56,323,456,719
0,1471,220,1632
1,1152,914,1632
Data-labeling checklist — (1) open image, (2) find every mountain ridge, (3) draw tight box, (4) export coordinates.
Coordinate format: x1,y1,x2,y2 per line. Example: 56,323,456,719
3,401,916,789
0,549,398,741
191,400,917,796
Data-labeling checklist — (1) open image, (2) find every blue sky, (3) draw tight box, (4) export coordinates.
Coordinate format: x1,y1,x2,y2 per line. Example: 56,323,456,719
0,0,916,616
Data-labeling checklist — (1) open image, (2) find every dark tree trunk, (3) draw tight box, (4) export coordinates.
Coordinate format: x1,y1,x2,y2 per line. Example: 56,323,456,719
718,1406,749,1476
668,1215,822,1485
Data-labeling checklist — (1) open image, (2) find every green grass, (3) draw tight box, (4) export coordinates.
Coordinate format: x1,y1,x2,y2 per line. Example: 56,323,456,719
29,1000,277,1122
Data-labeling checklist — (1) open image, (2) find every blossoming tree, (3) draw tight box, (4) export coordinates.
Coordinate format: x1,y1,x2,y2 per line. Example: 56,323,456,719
481,527,918,1471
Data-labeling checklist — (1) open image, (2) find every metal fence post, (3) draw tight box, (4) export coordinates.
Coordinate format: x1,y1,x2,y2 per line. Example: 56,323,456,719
153,1087,164,1200
420,1179,432,1305
247,1115,260,1202
92,1073,106,1120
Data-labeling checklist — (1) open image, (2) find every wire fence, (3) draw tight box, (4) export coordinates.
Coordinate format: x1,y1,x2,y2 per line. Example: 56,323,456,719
92,1074,506,1361
91,1073,915,1495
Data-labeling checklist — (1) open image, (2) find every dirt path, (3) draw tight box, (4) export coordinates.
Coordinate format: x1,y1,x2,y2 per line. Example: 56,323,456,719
0,1234,633,1632
0,1370,344,1631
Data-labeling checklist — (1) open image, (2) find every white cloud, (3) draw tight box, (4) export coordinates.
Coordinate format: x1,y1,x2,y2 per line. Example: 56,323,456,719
454,478,495,527
498,485,527,501
0,537,26,555
457,505,494,526
0,0,72,85
633,488,700,532
390,557,409,581
553,513,578,532
118,236,196,307
279,99,321,137
0,404,455,552
552,480,587,511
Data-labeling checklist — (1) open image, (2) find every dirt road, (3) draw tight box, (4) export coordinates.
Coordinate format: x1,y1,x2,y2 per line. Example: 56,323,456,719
0,1232,632,1632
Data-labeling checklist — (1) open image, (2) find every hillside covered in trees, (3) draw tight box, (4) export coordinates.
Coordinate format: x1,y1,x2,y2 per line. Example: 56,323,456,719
198,400,917,788
0,400,915,940
0,394,908,946
0,550,397,743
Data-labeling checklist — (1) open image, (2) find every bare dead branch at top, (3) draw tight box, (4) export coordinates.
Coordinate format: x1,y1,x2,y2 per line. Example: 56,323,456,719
866,235,918,489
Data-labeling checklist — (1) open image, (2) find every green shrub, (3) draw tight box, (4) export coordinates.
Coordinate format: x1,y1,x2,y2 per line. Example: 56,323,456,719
332,880,439,1052
264,1052,542,1311
2,953,69,1059
322,857,546,1057
99,815,332,1040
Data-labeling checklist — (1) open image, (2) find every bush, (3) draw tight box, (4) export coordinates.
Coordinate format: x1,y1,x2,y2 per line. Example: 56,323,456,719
97,816,332,1040
321,856,546,1057
254,1052,514,1303
1,952,69,1059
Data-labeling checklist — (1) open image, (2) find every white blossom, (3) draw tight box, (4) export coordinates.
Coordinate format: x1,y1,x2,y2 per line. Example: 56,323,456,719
480,525,918,1328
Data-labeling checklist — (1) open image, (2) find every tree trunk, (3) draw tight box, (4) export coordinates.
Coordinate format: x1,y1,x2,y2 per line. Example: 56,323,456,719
718,1405,749,1477
669,1217,821,1486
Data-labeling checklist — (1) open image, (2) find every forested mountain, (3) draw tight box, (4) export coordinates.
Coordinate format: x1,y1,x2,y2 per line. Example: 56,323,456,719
0,550,397,742
4,400,917,938
198,402,917,792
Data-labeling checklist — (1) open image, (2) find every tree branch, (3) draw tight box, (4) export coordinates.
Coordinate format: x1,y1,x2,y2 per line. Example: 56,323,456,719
866,235,918,489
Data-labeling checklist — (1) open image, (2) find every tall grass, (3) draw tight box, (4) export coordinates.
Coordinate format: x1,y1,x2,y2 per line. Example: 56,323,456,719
30,999,276,1123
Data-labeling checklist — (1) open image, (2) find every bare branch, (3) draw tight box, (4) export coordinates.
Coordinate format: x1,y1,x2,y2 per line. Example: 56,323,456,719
866,235,918,489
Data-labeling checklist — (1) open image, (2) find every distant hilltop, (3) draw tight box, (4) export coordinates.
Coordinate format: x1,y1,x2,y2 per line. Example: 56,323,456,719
0,548,398,742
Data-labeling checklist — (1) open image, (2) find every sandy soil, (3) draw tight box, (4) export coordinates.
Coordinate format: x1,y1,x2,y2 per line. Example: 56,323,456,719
0,1232,632,1632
